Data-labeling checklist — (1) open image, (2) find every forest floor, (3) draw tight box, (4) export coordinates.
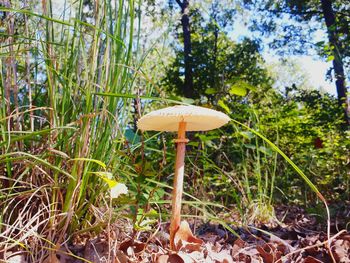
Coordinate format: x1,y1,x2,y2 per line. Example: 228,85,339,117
5,203,350,263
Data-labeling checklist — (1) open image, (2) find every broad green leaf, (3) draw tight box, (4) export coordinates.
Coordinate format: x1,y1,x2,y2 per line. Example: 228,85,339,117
229,81,256,96
230,86,247,96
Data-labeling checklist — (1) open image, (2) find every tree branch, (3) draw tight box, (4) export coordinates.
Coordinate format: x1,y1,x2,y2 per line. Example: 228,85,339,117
175,0,183,9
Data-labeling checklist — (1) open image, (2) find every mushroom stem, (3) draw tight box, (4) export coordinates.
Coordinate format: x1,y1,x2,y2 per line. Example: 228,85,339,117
169,121,188,250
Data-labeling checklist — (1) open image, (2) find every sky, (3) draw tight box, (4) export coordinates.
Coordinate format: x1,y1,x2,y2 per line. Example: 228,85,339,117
230,20,336,95
287,57,334,94
50,0,337,96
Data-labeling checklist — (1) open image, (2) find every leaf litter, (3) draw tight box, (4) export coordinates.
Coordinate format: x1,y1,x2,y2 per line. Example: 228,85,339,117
4,205,350,263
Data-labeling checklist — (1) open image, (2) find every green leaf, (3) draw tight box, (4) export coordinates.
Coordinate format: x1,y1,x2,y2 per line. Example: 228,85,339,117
205,87,217,95
240,131,255,140
218,100,230,113
326,55,335,62
180,97,195,104
198,134,219,142
69,158,106,169
229,86,247,96
229,81,256,96
90,171,115,186
244,144,256,149
258,146,273,156
125,128,140,144
188,141,199,147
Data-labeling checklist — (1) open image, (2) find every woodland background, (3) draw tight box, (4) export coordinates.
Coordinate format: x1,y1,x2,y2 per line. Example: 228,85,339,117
0,0,349,262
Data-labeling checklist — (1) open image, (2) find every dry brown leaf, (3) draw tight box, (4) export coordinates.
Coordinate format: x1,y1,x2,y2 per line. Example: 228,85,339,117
156,254,185,263
210,249,234,263
83,239,110,262
42,253,60,263
256,244,282,263
173,221,203,252
204,242,233,263
115,250,128,263
232,238,246,249
332,239,350,263
303,255,324,263
233,246,262,263
119,239,146,255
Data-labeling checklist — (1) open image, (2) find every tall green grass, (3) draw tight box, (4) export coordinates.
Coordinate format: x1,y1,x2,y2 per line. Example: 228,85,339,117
0,0,147,259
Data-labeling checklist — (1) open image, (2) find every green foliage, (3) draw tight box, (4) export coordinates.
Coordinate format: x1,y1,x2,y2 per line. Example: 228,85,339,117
163,4,269,102
187,85,349,210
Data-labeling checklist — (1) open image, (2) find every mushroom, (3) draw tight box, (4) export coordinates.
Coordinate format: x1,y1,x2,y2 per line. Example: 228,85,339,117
137,105,230,250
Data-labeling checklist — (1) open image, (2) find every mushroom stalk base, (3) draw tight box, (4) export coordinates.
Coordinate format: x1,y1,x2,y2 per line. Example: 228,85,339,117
169,121,187,250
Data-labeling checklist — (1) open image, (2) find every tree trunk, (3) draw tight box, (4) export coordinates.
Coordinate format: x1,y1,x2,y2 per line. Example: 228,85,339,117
176,0,194,98
320,0,349,126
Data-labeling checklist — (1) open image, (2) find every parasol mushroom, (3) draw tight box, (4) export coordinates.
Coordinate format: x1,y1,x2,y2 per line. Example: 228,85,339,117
137,105,230,250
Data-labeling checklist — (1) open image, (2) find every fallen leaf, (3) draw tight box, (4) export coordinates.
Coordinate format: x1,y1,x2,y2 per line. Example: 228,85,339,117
156,254,185,263
173,221,204,252
42,253,60,263
304,255,324,263
119,239,146,255
257,244,282,263
115,250,128,263
332,239,350,263
208,249,234,263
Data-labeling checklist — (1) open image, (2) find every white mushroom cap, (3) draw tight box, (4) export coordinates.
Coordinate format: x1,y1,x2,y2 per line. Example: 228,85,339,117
137,105,230,132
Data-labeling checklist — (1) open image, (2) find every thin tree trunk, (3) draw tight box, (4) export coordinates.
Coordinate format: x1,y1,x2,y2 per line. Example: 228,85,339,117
176,0,194,98
320,0,349,126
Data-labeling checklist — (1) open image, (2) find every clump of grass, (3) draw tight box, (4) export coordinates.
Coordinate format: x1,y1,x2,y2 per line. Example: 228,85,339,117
0,0,147,258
